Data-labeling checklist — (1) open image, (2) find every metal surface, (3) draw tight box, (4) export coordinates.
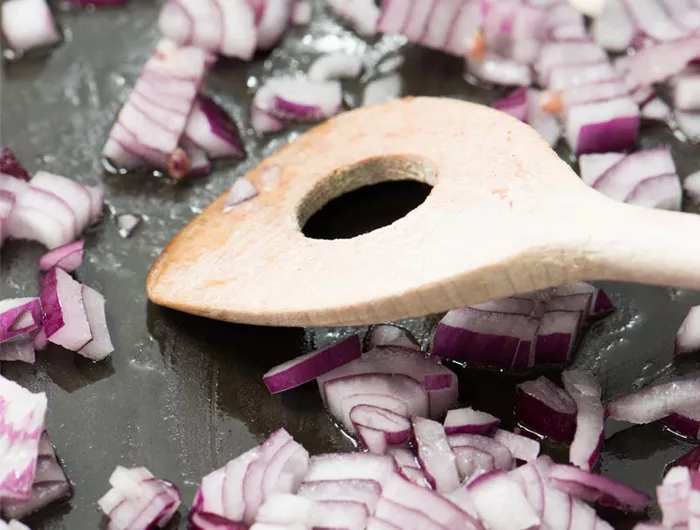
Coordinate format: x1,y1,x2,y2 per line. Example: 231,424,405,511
2,2,700,528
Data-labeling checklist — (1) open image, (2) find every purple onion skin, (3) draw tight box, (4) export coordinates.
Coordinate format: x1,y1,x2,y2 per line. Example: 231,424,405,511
661,413,700,439
0,148,30,181
534,333,573,366
592,290,615,319
668,446,700,471
577,116,640,155
515,387,576,444
432,324,519,368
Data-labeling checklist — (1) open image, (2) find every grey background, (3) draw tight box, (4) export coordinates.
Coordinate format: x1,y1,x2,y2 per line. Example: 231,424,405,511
2,1,700,528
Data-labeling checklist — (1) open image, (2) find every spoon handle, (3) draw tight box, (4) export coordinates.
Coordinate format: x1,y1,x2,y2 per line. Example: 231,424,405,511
586,202,700,290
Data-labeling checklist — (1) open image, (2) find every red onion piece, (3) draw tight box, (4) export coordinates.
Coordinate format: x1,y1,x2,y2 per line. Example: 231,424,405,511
492,88,528,122
41,267,92,351
158,0,256,59
684,170,700,202
380,472,480,529
516,376,577,444
297,479,380,513
373,497,448,530
2,431,72,519
308,53,363,82
254,78,343,122
557,80,630,113
641,97,671,122
8,187,75,249
0,338,36,364
102,40,209,177
86,185,104,224
494,87,564,145
263,334,361,393
657,466,690,528
77,284,113,361
565,97,639,155
304,453,395,484
413,417,459,493
385,447,430,487
673,69,700,111
608,379,700,424
184,95,245,160
116,213,141,238
0,297,42,343
676,306,700,355
452,446,495,482
327,0,379,36
364,324,419,351
621,0,687,43
32,328,47,352
448,433,514,471
0,377,47,500
98,466,181,529
661,408,700,438
251,105,286,134
493,429,540,462
467,53,533,87
38,240,84,273
468,471,541,530
548,463,651,512
0,148,30,181
340,393,409,421
1,0,61,55
291,0,312,25
362,74,402,107
625,38,700,89
319,345,456,419
536,41,608,85
31,171,92,231
224,177,258,211
579,148,681,210
350,404,411,453
324,374,428,432
562,370,604,470
255,0,295,51
534,308,582,365
444,407,500,436
675,109,700,141
253,493,313,525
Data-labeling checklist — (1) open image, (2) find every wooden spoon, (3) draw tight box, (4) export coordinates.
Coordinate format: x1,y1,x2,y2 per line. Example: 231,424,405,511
147,97,700,327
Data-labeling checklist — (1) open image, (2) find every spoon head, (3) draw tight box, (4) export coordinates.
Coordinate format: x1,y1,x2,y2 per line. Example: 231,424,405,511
147,97,600,326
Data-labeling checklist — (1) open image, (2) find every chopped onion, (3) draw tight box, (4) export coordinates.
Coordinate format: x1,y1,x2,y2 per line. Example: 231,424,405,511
41,267,92,351
324,374,428,432
8,187,76,249
31,171,92,231
0,148,30,181
184,94,245,160
413,417,459,493
255,0,295,51
116,213,141,238
492,88,528,122
624,38,700,90
292,1,312,25
673,69,700,111
308,53,363,82
0,338,35,364
0,297,42,343
98,466,181,529
468,471,541,530
452,446,495,482
102,40,209,177
448,434,514,471
253,78,343,123
364,324,419,351
77,284,114,361
38,240,84,273
351,405,411,453
158,0,256,59
297,479,380,513
318,345,457,419
676,109,700,141
621,0,687,43
548,463,651,511
263,334,361,394
578,148,681,210
537,42,608,85
1,0,61,56
444,407,500,436
607,379,700,424
562,370,604,470
224,177,258,211
341,393,409,421
675,306,700,355
565,97,639,155
0,377,47,500
362,74,402,107
661,408,700,439
467,53,533,87
304,453,394,484
2,431,72,519
493,430,540,462
327,0,379,36
516,376,577,444
657,466,690,528
251,104,286,134
641,97,671,122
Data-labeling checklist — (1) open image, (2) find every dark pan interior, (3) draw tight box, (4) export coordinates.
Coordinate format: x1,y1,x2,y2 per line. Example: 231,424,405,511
2,2,700,528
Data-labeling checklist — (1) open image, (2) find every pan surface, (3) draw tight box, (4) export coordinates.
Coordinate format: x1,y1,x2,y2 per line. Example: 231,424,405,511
2,2,700,528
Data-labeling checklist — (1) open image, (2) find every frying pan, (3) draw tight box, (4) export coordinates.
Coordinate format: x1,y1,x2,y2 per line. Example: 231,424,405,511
2,2,700,528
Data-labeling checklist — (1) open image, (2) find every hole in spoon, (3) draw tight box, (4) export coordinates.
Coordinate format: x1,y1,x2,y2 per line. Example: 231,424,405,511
299,155,436,240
